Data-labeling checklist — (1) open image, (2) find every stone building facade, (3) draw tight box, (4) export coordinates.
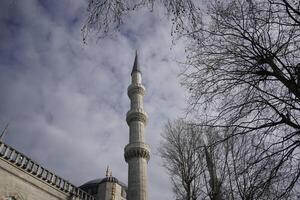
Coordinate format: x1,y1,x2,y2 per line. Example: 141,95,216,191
0,141,127,200
0,141,95,200
0,53,149,200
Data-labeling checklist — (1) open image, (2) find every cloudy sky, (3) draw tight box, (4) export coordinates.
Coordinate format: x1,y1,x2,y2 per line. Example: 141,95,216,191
0,0,188,199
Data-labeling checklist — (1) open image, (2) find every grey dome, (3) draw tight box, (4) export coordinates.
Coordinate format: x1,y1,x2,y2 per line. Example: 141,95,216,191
80,178,102,186
80,177,127,188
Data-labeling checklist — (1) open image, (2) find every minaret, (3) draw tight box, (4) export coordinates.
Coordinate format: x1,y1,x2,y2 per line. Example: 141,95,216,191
124,52,150,200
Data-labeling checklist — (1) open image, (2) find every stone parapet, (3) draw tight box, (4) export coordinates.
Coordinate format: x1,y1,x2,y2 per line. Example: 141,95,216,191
0,141,95,200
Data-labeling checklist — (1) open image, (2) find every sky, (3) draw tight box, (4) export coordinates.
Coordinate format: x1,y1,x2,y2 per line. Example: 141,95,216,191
0,0,188,199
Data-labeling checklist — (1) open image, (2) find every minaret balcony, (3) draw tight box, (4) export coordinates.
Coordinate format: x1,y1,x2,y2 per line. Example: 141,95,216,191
126,109,148,125
124,142,150,162
127,83,145,97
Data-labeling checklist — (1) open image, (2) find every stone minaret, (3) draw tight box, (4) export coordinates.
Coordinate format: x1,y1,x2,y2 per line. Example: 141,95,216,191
124,52,150,200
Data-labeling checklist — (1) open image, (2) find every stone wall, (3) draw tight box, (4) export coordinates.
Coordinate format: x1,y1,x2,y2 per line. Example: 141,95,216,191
0,142,95,200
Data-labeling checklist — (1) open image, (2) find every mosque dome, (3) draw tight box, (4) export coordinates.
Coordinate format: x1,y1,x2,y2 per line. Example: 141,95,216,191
80,176,127,198
80,167,127,189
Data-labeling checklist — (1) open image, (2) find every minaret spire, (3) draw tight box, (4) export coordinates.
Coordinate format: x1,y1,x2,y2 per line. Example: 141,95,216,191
131,50,141,75
0,123,9,142
106,165,112,177
125,52,150,200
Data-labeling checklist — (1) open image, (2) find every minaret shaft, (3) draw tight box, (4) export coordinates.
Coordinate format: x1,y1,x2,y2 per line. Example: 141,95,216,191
125,53,150,200
129,121,145,143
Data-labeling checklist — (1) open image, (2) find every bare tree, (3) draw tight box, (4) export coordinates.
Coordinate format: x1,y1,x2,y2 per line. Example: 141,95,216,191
159,120,227,200
180,1,300,197
223,132,300,200
160,120,300,200
159,120,203,200
269,0,300,26
81,0,201,42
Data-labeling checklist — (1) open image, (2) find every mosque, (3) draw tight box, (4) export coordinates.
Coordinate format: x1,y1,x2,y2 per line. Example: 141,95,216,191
0,53,150,200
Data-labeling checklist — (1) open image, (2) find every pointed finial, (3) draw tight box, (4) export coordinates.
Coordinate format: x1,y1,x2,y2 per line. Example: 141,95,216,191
106,165,113,177
0,123,9,142
131,50,141,75
106,165,110,177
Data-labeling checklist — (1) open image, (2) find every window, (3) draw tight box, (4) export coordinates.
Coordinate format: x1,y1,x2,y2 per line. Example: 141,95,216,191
4,197,17,200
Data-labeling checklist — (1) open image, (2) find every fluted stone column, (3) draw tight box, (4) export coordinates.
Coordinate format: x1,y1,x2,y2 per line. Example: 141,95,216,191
124,52,150,200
